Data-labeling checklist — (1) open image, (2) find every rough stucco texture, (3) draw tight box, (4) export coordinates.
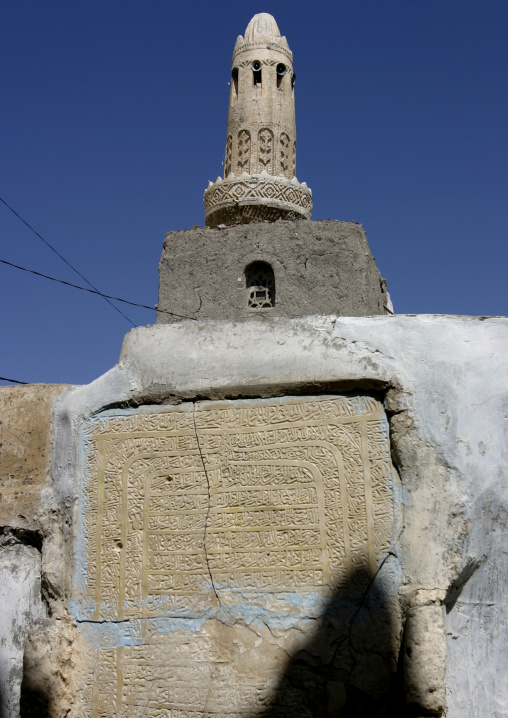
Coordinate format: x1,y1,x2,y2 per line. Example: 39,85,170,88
157,220,390,322
46,314,507,718
0,543,46,718
0,384,70,531
1,316,506,717
0,384,72,718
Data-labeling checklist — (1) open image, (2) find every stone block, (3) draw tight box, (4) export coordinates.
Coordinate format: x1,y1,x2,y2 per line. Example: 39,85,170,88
69,394,402,716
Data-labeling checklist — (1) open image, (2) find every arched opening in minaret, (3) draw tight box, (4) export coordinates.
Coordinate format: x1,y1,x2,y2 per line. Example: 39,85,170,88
276,63,286,88
252,60,262,87
231,67,238,96
245,262,275,309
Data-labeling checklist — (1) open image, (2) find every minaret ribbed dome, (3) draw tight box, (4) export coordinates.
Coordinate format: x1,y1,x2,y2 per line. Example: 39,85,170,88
243,13,281,42
204,13,312,228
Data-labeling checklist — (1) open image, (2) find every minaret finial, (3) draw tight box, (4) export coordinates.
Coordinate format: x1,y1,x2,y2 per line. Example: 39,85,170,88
204,13,312,227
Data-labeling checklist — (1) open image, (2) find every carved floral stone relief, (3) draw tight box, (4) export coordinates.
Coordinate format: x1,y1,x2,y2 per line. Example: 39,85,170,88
279,132,290,177
257,128,274,174
224,134,233,177
237,130,251,174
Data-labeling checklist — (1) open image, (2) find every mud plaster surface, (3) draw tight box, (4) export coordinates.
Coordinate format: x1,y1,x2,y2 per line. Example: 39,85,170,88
157,221,390,322
0,384,70,531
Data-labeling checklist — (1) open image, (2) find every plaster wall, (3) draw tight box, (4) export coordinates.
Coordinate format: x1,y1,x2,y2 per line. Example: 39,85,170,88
0,384,71,717
0,316,506,716
0,385,70,531
0,543,46,717
157,220,390,322
52,315,507,717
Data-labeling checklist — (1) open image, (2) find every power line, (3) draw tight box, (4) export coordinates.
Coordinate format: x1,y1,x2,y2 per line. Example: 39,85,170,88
0,376,28,385
0,195,136,327
0,258,196,320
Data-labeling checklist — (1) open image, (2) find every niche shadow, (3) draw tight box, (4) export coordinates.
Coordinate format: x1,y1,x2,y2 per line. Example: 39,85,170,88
249,561,407,718
19,651,49,718
19,619,52,718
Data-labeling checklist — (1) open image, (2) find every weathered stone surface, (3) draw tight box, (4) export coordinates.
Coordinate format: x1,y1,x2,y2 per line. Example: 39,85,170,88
404,605,446,715
0,384,77,718
0,384,70,531
445,495,508,716
205,175,312,228
157,220,391,322
77,395,396,613
0,541,45,717
45,314,507,717
20,615,84,718
68,394,401,715
0,316,505,716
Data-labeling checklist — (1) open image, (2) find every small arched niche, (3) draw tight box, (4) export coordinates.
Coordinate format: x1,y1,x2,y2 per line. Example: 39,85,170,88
231,67,238,96
252,60,262,87
245,261,275,309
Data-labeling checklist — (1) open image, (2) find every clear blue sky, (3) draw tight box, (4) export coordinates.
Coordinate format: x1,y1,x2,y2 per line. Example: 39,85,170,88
1,0,507,386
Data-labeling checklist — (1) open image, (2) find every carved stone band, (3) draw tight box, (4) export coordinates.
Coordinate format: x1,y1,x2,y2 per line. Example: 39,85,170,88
204,174,313,228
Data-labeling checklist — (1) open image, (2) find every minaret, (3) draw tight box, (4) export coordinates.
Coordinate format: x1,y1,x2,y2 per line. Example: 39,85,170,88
204,13,312,228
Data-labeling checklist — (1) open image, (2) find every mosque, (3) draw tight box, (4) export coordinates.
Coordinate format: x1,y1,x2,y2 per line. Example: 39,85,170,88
0,13,506,718
157,13,392,324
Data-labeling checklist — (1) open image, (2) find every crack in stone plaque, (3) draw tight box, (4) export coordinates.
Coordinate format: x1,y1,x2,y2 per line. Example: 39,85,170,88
73,395,397,717
192,402,221,604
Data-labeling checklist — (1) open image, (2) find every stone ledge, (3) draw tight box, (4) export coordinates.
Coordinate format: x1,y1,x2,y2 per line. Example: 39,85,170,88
204,174,312,227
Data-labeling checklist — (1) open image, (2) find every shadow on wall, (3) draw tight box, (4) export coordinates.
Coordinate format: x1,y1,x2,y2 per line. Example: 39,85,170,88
19,620,50,718
17,560,444,717
250,558,410,718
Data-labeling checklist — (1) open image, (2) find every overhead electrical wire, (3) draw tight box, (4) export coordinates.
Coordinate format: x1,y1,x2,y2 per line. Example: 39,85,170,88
0,258,196,320
0,257,196,384
0,197,198,383
0,195,136,326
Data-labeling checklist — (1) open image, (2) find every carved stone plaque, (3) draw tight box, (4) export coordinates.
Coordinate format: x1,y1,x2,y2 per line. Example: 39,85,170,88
72,395,398,717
